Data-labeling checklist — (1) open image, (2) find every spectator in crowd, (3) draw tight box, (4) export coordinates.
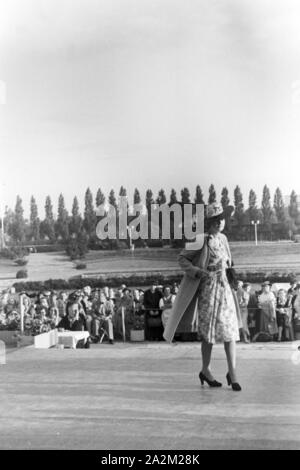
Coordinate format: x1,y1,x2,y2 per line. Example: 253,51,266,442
57,292,68,318
103,286,109,298
253,281,277,341
36,294,50,317
115,288,134,340
6,308,20,330
48,291,59,326
288,279,298,297
292,283,300,337
133,289,140,302
109,288,115,300
138,289,145,303
98,296,115,344
160,286,176,329
244,282,258,341
276,289,293,341
236,281,244,302
238,282,251,343
90,292,105,340
58,299,89,348
0,307,6,326
144,281,163,340
171,283,179,295
81,286,93,335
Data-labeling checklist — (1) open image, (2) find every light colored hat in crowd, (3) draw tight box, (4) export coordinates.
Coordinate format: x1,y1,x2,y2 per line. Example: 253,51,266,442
83,286,91,295
261,280,271,287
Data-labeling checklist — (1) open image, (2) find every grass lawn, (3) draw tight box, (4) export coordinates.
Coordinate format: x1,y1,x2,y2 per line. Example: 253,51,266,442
1,241,300,285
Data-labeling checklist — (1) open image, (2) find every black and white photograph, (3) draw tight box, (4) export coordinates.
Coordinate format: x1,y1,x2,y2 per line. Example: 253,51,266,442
0,0,300,453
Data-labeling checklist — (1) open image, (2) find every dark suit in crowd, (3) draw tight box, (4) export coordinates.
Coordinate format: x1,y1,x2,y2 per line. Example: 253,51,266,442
143,288,163,340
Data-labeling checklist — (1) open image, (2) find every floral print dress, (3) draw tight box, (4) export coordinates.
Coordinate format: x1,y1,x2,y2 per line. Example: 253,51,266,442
197,235,240,344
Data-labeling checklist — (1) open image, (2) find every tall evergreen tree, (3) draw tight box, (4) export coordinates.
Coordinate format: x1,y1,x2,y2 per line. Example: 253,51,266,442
181,187,191,204
4,207,14,245
208,184,217,204
247,189,259,222
119,186,127,197
194,185,204,204
118,185,129,216
289,190,299,221
156,189,167,205
9,195,26,243
169,189,178,241
220,187,231,234
273,187,285,223
169,189,178,205
145,189,154,211
221,187,230,210
83,188,96,238
108,189,117,209
29,196,40,242
56,193,69,241
261,185,273,225
133,188,141,205
69,196,82,235
96,188,105,207
233,185,244,226
40,195,56,242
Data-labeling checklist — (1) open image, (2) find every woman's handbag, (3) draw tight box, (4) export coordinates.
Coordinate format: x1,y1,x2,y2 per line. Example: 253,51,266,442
226,266,238,288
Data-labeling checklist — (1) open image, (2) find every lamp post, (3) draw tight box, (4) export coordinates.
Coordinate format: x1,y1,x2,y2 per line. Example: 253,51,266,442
251,220,260,245
127,225,135,253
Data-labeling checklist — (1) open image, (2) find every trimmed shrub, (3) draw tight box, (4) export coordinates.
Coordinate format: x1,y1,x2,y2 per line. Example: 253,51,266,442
34,244,64,253
12,269,300,293
16,269,28,279
1,246,29,259
0,248,15,259
14,258,28,266
75,263,87,270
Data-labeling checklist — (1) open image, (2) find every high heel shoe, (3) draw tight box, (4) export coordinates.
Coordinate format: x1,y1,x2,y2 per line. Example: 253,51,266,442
226,372,242,392
199,371,222,387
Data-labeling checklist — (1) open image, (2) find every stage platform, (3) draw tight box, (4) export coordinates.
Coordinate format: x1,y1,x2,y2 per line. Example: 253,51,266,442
0,342,299,450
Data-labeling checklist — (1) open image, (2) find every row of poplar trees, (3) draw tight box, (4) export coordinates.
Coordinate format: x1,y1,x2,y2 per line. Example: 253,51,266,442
2,184,300,246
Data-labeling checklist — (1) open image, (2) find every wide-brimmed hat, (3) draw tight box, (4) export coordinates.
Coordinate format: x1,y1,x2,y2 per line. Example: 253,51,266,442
205,203,234,220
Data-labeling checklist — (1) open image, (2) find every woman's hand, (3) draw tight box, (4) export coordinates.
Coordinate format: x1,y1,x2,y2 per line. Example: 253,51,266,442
193,267,203,279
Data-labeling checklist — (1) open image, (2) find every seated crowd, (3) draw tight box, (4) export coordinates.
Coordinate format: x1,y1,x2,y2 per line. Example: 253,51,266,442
0,282,179,345
0,279,299,345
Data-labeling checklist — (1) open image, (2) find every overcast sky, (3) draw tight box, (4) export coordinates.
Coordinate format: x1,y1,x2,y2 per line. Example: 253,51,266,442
1,0,300,216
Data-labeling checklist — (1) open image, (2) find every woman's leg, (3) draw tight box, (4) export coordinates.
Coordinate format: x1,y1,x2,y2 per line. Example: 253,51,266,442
201,340,214,380
224,341,238,383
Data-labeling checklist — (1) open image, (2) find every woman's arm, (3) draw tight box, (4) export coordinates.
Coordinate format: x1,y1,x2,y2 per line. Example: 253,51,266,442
178,248,206,279
221,234,232,266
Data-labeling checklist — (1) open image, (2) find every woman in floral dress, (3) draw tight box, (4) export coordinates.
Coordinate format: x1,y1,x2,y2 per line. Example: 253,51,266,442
163,202,242,391
196,206,241,390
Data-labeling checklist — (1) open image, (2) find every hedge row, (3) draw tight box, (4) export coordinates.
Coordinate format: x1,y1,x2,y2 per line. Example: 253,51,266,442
12,270,299,293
